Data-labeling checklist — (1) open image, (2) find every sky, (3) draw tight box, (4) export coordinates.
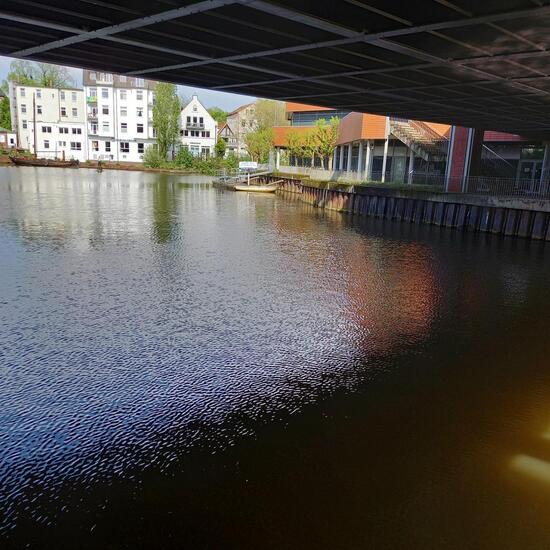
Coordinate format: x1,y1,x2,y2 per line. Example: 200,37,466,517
0,55,256,112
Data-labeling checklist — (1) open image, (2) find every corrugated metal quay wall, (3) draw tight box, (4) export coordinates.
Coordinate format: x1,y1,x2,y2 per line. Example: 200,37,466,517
271,176,550,241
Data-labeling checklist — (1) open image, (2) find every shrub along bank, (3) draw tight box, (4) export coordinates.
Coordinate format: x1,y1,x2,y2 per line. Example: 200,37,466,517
143,147,247,175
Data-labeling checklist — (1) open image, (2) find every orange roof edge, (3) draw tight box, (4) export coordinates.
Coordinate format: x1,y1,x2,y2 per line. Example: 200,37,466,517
285,101,335,113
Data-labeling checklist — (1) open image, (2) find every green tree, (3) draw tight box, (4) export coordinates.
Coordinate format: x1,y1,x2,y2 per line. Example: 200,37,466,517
255,99,288,129
244,127,273,162
315,117,340,169
286,130,303,166
285,129,316,167
175,146,194,168
215,137,227,158
142,146,164,168
152,82,181,160
4,60,74,88
208,107,227,125
303,131,318,168
0,97,11,130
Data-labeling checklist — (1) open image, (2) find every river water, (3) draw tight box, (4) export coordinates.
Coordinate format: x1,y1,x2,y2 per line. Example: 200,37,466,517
1,167,550,549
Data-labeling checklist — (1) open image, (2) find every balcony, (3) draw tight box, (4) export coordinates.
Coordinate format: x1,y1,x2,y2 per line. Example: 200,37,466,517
86,96,97,104
87,112,98,121
186,122,205,130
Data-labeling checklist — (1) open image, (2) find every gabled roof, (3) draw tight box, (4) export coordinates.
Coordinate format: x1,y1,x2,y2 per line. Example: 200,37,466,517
227,102,255,117
218,122,234,136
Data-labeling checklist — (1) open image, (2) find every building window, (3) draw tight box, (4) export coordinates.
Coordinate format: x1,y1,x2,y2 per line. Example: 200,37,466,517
102,106,109,115
61,106,67,117
42,126,52,133
101,88,108,99
138,143,144,154
72,128,82,135
137,123,143,133
205,131,210,138
135,78,144,87
137,107,143,117
22,120,27,129
36,89,42,99
59,127,68,134
102,122,110,132
70,142,81,151
20,88,25,97
71,92,77,102
61,91,67,100
136,90,143,101
186,116,191,123
98,73,112,83
121,123,127,133
92,140,99,152
90,88,97,98
37,105,42,114
21,104,26,114
58,141,66,147
90,123,98,134
120,90,127,100
184,130,188,136
43,140,49,149
90,72,97,80
199,117,203,124
120,107,127,117
105,141,111,152
120,142,129,153
119,75,127,83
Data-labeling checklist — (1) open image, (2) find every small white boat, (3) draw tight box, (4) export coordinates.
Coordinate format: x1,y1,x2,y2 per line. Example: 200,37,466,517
234,182,279,193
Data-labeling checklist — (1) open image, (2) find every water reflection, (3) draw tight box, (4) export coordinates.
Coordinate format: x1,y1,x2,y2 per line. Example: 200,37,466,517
1,167,550,549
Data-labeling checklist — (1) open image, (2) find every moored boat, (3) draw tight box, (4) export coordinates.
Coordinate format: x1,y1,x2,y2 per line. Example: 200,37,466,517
10,156,79,168
234,182,279,193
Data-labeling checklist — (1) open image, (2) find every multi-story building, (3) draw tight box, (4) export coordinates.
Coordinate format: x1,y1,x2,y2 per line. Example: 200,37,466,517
8,82,87,161
273,102,541,189
225,102,256,157
83,70,156,162
179,95,217,157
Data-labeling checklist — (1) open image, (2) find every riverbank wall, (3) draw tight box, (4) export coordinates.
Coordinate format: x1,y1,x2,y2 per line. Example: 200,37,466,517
272,175,550,241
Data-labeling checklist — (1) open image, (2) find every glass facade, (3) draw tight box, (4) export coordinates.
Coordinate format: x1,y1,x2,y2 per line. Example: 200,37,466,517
291,110,349,126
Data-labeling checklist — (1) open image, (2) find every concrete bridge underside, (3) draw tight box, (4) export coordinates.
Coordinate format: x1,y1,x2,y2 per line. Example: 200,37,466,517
3,0,550,138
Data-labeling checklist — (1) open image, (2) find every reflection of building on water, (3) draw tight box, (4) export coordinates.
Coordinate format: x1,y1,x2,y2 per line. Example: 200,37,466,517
2,169,214,248
269,202,439,353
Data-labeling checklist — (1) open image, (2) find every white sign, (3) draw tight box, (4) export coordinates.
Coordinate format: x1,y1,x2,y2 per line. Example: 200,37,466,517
239,161,258,171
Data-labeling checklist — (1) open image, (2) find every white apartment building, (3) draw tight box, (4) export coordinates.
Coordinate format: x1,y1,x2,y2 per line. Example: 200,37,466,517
8,82,87,161
83,70,156,162
180,95,217,157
